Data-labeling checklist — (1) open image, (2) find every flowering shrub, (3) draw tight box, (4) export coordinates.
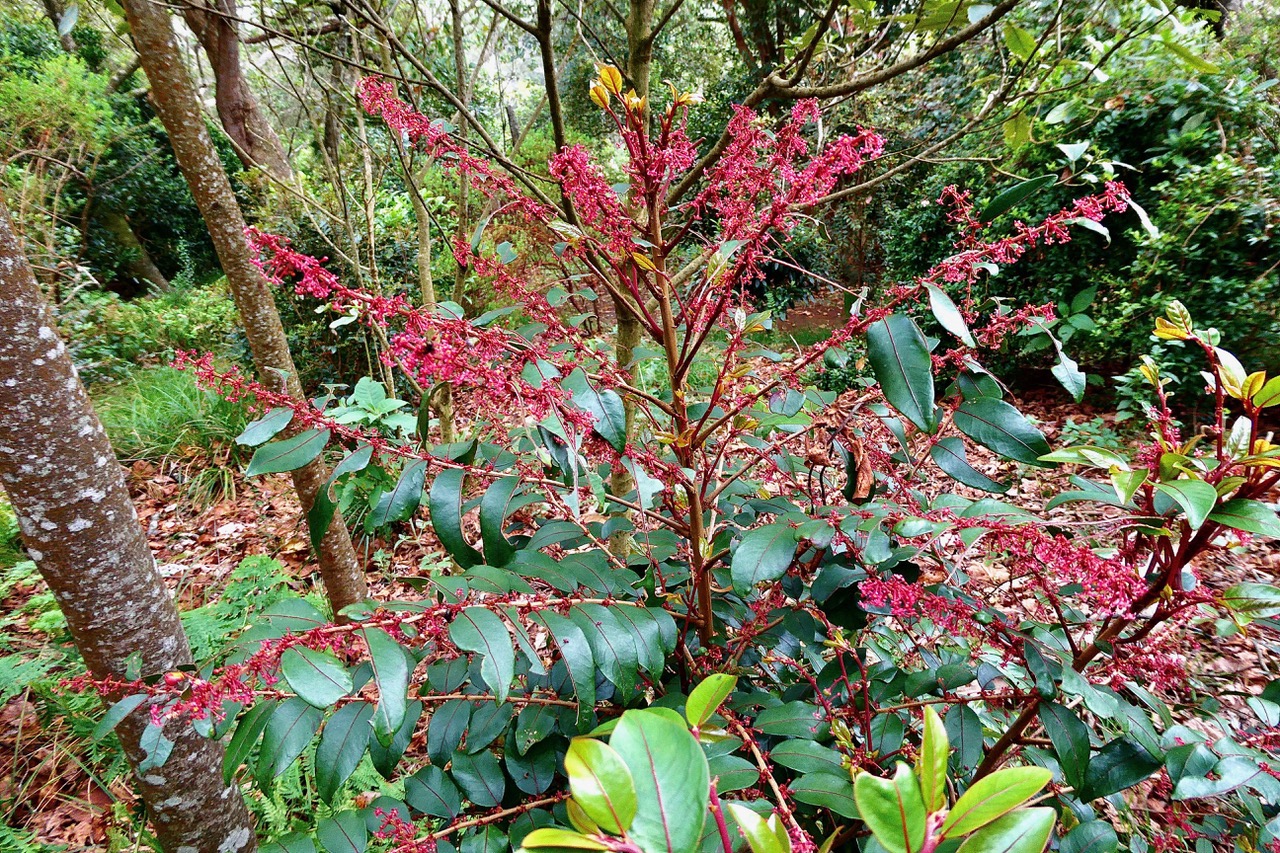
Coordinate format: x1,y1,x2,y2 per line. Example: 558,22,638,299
92,68,1280,853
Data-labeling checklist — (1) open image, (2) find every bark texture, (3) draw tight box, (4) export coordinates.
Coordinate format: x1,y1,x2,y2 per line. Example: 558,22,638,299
123,0,368,612
0,194,256,853
179,0,294,181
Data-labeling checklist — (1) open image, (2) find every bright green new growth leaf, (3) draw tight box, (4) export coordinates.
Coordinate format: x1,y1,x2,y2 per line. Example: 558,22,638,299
685,673,737,728
724,804,791,853
918,706,950,812
609,708,709,853
520,828,610,850
955,807,1055,853
731,523,800,593
449,607,515,703
280,646,353,709
940,766,1052,838
866,314,937,433
854,763,927,853
564,737,638,834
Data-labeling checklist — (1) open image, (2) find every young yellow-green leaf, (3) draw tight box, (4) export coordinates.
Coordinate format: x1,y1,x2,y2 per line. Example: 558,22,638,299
564,738,638,834
940,766,1052,838
867,314,937,433
686,674,737,728
449,607,515,703
1002,23,1037,61
918,706,950,812
853,764,927,853
609,708,709,853
955,807,1055,853
280,647,353,709
724,804,791,853
520,828,610,850
1222,583,1280,618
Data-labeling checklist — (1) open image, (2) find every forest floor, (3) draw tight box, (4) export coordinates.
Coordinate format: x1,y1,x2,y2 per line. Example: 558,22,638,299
2,291,1279,848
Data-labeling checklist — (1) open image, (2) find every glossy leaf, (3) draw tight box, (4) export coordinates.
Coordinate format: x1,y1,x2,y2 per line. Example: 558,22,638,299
569,605,639,695
362,626,410,746
479,477,521,566
981,175,1056,222
867,314,937,432
940,766,1052,837
770,740,846,775
520,829,609,850
793,772,858,819
315,701,373,803
925,284,976,347
685,674,737,728
1039,702,1090,791
256,698,322,786
449,607,515,703
724,804,792,853
854,763,927,853
955,807,1055,853
236,407,293,446
954,399,1052,466
367,459,427,528
565,737,638,834
281,647,353,709
1059,821,1119,853
428,468,484,567
405,765,462,818
1156,479,1218,530
731,523,800,594
450,748,506,808
223,701,277,783
1080,738,1161,800
610,709,710,853
918,706,950,812
566,369,628,452
1208,499,1280,537
529,611,595,729
246,429,330,476
931,437,1009,493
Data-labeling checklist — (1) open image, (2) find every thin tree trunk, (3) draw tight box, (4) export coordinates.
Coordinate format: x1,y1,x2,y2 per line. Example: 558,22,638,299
0,193,256,853
607,0,656,557
179,0,294,181
99,209,171,292
123,0,368,613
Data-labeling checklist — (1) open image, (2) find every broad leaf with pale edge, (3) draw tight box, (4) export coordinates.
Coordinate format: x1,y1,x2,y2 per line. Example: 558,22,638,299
954,399,1051,466
853,763,926,853
565,737,638,834
940,766,1052,838
449,607,515,703
236,407,293,446
925,284,976,347
685,674,737,728
361,626,409,746
1222,583,1280,618
866,315,936,432
609,709,709,853
731,523,799,593
955,807,1055,853
246,429,330,476
281,646,353,709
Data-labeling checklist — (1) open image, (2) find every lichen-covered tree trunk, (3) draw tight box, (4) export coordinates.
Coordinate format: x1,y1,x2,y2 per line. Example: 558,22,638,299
123,0,368,613
0,194,256,853
179,0,293,181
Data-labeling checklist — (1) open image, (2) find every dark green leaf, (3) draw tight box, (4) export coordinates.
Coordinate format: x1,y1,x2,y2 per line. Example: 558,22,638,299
1156,480,1218,530
1208,499,1280,537
428,469,484,568
367,459,427,528
237,407,294,446
451,748,506,808
281,647,353,709
770,740,846,775
981,175,1057,222
405,765,462,818
529,612,594,729
428,699,471,765
479,477,521,566
316,701,373,803
246,429,330,476
317,810,367,853
223,701,277,783
1080,738,1161,800
731,523,799,594
450,607,515,703
362,627,410,746
1039,702,1090,791
793,772,858,819
925,284,976,347
93,694,148,742
1059,821,1118,853
256,698,322,786
954,399,1051,466
867,315,937,432
755,702,828,739
569,605,639,695
931,437,1009,493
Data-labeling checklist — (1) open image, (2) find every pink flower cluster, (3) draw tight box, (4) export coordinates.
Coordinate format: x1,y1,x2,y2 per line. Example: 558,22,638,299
987,526,1146,618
